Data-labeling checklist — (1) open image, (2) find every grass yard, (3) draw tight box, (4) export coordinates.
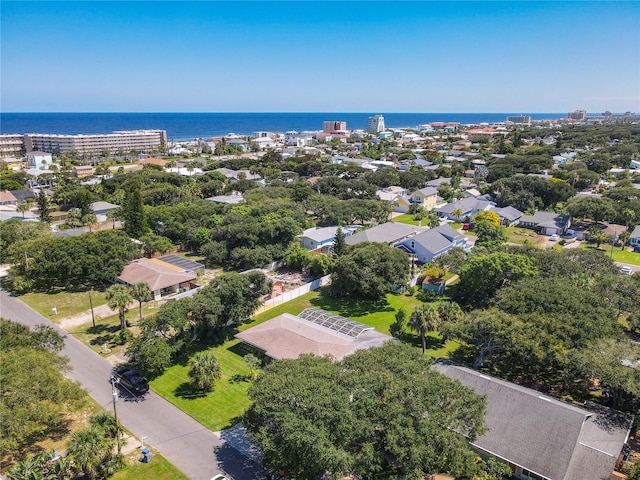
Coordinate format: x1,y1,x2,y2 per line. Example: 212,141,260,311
505,226,543,245
19,289,108,320
581,244,640,265
149,288,460,432
149,340,254,432
111,451,188,480
393,214,424,226
68,301,162,354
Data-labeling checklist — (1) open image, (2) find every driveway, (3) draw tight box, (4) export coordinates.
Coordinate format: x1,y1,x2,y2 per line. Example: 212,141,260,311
0,287,269,480
615,262,640,274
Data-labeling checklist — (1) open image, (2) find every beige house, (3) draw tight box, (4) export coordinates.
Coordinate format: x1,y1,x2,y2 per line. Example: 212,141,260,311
394,187,438,213
236,309,392,361
118,258,197,300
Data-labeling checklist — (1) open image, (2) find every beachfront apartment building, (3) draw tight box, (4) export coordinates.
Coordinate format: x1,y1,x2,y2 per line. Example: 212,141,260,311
367,114,385,133
567,110,587,121
0,134,25,158
323,121,347,133
20,129,167,155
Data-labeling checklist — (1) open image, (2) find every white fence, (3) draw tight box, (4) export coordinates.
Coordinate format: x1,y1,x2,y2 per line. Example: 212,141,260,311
255,274,331,314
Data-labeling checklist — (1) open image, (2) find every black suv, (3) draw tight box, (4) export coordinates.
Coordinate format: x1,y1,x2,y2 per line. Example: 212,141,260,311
112,366,149,395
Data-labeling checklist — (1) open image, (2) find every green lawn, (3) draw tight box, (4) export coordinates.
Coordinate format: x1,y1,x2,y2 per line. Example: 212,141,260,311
505,226,542,245
392,214,423,226
581,245,640,265
149,288,460,432
149,340,254,431
19,289,108,319
111,453,188,480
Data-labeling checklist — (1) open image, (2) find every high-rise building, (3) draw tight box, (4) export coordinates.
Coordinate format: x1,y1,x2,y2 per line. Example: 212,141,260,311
21,130,167,155
367,114,385,133
506,115,531,124
0,134,25,158
567,110,587,121
323,121,347,133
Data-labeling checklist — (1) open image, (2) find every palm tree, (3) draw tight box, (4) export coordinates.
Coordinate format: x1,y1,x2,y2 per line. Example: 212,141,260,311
437,301,463,324
106,208,120,229
130,282,153,323
623,208,636,229
16,202,31,218
188,351,222,391
81,213,98,232
105,284,132,329
589,229,609,248
451,208,463,222
66,426,113,479
409,304,440,354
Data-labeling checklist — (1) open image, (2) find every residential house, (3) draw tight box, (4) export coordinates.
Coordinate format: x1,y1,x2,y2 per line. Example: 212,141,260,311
345,222,425,246
299,225,359,252
394,187,439,213
437,197,495,221
10,189,36,203
72,165,94,178
493,206,524,227
519,211,572,236
375,186,408,203
91,201,119,222
396,224,467,264
118,258,198,300
26,151,53,169
235,308,392,361
0,190,18,206
214,168,261,184
433,359,633,480
425,177,452,188
630,225,640,247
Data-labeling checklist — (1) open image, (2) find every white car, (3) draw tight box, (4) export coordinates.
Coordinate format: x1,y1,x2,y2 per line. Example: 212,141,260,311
620,266,633,275
549,234,559,241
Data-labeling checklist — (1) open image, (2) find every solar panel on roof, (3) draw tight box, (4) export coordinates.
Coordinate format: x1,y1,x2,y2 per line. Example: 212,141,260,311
158,254,205,272
298,308,372,338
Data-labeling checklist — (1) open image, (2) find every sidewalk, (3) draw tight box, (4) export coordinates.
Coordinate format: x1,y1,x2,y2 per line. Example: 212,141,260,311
59,303,118,329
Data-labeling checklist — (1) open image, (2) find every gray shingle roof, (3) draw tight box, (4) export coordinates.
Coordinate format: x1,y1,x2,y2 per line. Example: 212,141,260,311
631,225,640,239
345,222,424,246
432,360,633,480
406,224,462,255
437,197,493,215
493,206,524,222
520,211,570,229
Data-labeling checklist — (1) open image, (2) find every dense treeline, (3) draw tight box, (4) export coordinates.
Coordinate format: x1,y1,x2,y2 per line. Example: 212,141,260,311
446,246,640,410
128,271,271,375
7,229,141,291
0,320,87,461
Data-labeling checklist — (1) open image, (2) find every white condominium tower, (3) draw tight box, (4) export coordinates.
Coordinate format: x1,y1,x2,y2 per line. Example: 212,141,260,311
367,114,385,133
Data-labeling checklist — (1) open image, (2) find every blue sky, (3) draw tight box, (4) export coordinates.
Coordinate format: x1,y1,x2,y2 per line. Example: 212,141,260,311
2,1,639,112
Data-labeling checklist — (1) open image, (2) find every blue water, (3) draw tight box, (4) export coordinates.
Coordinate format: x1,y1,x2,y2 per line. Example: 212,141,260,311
1,112,566,140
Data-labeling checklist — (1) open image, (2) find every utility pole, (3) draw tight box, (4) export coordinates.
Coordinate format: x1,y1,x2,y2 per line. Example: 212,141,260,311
110,376,121,453
88,290,96,328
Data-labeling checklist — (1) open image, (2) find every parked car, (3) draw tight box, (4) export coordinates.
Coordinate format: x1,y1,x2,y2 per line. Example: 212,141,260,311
620,266,633,275
211,474,232,480
549,234,559,241
112,366,149,395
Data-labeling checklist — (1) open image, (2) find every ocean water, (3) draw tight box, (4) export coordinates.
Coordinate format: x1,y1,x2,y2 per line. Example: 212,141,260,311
0,112,566,140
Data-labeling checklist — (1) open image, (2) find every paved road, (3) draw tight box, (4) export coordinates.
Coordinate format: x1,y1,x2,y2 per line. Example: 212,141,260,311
615,261,640,274
0,288,268,480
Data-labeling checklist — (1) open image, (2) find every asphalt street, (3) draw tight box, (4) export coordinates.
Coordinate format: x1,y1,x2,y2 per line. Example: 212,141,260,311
0,287,269,480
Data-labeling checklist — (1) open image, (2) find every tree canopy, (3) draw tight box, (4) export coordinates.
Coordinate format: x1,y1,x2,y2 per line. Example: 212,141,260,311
244,342,487,480
330,242,410,300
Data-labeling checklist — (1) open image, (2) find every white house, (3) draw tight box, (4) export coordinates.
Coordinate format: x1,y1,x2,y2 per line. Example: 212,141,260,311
630,225,640,247
27,151,53,169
